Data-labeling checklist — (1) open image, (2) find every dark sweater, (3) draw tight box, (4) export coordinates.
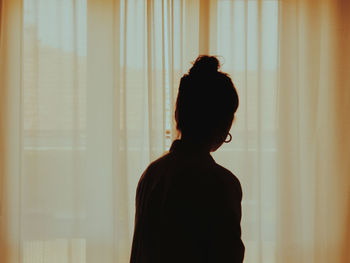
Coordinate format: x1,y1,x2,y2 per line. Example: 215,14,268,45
130,139,245,263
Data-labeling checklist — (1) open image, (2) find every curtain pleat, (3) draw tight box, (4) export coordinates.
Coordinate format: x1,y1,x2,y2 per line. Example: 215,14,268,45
278,0,350,262
0,0,23,262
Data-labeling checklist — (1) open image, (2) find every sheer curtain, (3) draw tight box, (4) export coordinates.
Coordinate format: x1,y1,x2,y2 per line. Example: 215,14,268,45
0,0,349,263
277,0,350,262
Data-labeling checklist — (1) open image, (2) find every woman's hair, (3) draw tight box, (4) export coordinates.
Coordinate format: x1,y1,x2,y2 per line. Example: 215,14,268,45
175,55,239,144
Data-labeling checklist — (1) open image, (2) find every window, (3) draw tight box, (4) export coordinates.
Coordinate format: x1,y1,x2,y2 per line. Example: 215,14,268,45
22,0,279,262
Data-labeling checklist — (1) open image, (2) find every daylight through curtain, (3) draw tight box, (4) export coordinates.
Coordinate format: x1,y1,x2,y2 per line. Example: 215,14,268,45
0,0,349,263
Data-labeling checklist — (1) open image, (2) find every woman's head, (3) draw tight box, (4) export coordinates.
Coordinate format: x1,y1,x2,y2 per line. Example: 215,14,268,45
175,55,239,151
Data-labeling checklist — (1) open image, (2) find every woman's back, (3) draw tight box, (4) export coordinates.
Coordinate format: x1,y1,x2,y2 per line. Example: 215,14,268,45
130,56,244,262
130,140,244,263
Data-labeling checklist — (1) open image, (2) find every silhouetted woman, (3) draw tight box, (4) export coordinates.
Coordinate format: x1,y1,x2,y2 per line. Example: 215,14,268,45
130,56,244,263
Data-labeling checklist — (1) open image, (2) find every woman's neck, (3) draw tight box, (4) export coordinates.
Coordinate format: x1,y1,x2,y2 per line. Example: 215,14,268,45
179,136,211,152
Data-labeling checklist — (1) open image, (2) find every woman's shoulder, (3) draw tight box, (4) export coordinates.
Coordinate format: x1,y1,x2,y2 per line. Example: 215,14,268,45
145,152,174,172
212,163,240,185
209,162,243,200
138,152,175,182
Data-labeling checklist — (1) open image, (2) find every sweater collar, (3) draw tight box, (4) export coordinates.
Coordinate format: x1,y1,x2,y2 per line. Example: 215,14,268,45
169,139,214,160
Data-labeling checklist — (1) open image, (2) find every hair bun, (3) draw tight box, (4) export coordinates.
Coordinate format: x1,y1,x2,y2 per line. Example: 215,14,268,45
189,55,220,76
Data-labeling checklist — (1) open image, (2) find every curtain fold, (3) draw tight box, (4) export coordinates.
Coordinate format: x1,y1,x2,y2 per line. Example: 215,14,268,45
0,0,23,262
0,0,349,262
277,0,350,262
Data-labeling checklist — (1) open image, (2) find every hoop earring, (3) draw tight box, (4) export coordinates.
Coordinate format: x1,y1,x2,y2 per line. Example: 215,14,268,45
224,133,232,143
